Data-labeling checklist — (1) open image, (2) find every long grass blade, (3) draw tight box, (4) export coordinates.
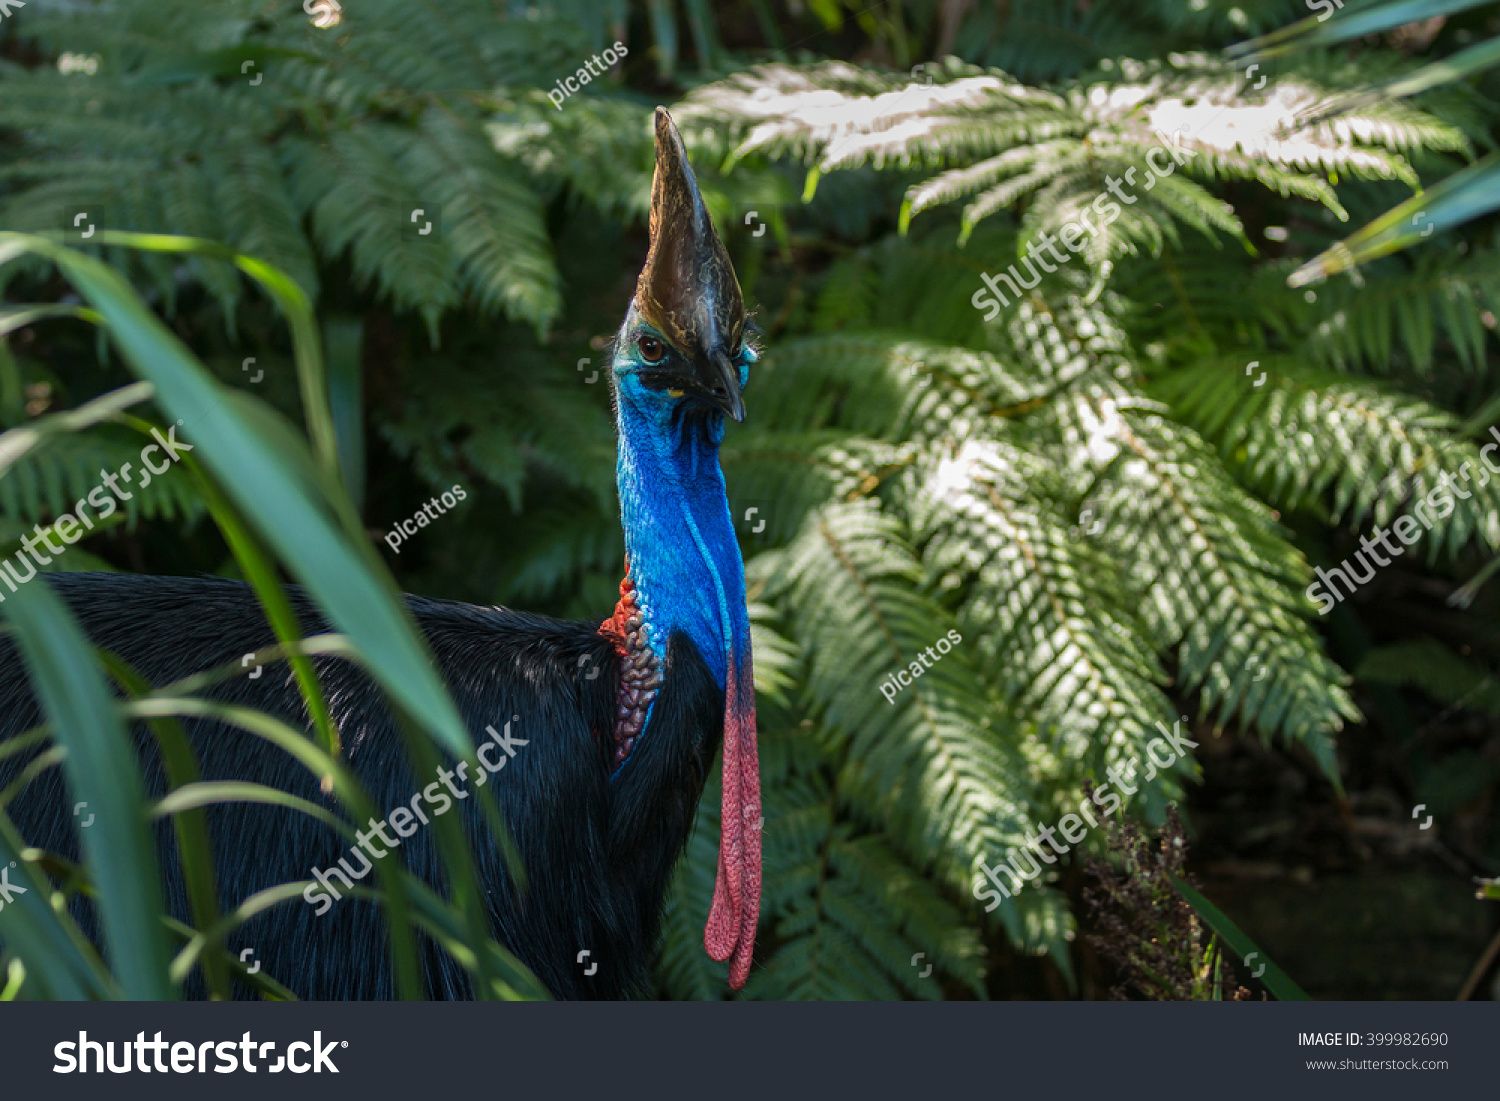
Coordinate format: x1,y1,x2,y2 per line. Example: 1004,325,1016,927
1171,874,1310,1000
1,580,173,999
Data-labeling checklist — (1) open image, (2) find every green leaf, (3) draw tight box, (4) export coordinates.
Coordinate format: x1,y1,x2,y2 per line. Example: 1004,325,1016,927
1290,152,1500,285
2,580,174,999
0,382,155,480
1376,34,1500,99
1228,0,1497,60
1170,874,1309,1000
98,650,231,999
89,231,342,490
0,820,109,1000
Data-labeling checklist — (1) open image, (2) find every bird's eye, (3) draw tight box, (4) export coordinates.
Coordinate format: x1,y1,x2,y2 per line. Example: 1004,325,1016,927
638,336,665,363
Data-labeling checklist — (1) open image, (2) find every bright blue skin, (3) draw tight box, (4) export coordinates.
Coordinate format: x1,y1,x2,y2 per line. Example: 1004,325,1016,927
610,304,756,719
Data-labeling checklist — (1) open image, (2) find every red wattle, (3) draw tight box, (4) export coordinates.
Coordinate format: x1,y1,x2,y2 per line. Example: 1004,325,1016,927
704,659,760,989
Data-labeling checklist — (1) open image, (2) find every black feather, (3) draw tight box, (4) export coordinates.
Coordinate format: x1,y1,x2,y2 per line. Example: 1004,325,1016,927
0,572,724,1000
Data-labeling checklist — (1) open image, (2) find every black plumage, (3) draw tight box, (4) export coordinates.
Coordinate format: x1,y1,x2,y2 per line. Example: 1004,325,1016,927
0,572,724,999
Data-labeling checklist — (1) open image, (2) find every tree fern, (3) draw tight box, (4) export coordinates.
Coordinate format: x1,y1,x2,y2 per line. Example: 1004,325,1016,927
680,55,1465,279
1,0,570,333
1157,357,1500,557
751,503,1035,891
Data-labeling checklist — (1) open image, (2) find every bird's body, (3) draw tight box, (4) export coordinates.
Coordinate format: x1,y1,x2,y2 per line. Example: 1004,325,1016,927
0,108,761,998
0,572,722,999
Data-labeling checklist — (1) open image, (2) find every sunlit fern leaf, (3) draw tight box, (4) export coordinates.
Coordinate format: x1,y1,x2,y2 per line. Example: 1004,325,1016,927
1156,357,1500,558
1092,409,1358,772
920,286,1349,768
681,60,1077,175
752,503,1036,891
681,56,1462,280
1006,289,1358,756
751,300,1182,793
913,437,1175,785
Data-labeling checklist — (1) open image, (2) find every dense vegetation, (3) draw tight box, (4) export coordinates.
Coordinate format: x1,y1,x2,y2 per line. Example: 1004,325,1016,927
0,0,1496,999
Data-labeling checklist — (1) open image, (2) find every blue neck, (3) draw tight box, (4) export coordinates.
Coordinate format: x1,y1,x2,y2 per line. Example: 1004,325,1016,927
614,400,747,689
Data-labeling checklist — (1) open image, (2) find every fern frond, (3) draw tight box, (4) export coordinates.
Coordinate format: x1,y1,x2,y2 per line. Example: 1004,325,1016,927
683,56,1465,281
0,425,204,530
752,502,1035,895
1093,408,1359,771
1157,357,1500,557
1357,638,1500,717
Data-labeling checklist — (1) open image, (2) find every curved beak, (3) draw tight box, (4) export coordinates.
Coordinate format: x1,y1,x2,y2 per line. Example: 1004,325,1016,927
699,349,745,423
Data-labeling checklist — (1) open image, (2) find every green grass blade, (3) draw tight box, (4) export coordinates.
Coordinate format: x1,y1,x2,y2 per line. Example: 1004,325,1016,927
0,817,110,1000
89,231,341,487
0,382,155,478
1170,873,1310,1000
163,917,299,1000
126,697,425,999
1,580,174,999
1229,0,1495,59
151,782,353,838
1289,152,1500,286
180,456,342,765
1379,34,1500,98
97,650,231,999
169,881,311,989
0,304,103,340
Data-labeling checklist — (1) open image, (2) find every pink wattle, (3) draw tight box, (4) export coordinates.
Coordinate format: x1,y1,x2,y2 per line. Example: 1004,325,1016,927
703,659,760,989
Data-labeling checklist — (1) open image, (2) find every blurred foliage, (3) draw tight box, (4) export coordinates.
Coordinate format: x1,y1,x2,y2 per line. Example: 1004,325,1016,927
1,0,1498,998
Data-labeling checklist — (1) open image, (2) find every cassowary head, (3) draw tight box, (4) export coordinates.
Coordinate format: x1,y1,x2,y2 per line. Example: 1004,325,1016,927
613,108,754,423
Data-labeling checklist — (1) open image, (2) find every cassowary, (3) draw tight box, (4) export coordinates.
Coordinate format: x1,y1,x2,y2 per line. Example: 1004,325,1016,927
0,108,760,999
